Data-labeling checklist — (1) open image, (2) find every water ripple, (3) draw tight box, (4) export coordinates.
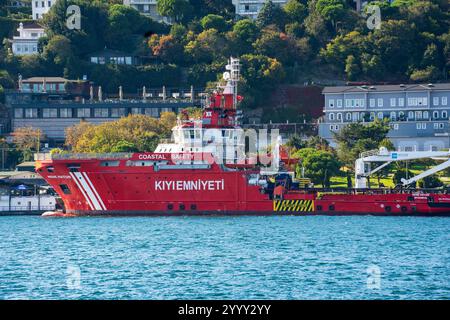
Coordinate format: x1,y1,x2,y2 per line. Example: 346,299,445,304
0,216,449,300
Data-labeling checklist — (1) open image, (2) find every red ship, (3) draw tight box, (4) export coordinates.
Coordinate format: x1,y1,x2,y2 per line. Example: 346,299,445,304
36,58,450,217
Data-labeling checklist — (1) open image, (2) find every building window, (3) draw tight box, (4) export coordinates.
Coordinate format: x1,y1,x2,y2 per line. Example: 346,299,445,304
408,97,418,106
415,111,422,119
416,123,426,130
369,99,375,108
328,99,334,108
433,111,439,119
433,97,439,106
43,108,57,118
14,108,23,118
60,108,72,118
392,124,399,130
423,111,429,119
370,112,375,121
354,99,364,108
336,99,342,108
329,113,335,121
398,98,404,107
25,108,38,118
390,112,396,121
442,97,448,105
336,113,342,121
125,57,132,65
131,108,141,114
145,108,159,117
91,57,98,63
377,112,383,120
377,99,383,107
408,111,414,120
94,108,109,118
346,113,351,121
111,108,126,118
443,111,448,119
390,98,396,107
77,108,91,118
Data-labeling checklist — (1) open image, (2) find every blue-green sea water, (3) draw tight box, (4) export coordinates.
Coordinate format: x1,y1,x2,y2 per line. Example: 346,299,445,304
0,216,448,300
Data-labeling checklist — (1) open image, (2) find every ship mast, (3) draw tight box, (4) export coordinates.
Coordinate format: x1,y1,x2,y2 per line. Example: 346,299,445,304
223,57,240,109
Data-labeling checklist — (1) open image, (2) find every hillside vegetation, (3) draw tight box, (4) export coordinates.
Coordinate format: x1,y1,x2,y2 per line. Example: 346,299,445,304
0,0,448,109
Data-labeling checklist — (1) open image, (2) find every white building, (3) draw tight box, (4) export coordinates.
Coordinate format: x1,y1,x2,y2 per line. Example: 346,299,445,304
32,0,56,20
123,0,168,23
11,22,46,56
232,0,288,19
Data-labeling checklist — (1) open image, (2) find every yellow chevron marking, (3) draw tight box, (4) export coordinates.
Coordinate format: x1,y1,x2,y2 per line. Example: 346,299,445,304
273,200,314,212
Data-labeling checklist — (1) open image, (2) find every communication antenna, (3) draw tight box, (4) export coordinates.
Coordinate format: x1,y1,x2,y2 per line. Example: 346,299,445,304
226,57,240,108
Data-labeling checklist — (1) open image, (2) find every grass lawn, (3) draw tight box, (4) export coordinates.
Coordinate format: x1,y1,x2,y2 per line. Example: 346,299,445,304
329,175,394,188
327,165,449,188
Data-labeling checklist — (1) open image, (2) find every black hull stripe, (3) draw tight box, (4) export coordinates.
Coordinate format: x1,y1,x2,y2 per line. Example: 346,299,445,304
66,210,450,217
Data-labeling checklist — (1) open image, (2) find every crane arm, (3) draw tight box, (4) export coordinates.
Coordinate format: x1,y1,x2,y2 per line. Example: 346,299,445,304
401,158,450,186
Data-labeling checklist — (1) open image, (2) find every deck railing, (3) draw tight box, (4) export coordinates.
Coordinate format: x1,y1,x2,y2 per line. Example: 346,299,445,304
35,152,133,161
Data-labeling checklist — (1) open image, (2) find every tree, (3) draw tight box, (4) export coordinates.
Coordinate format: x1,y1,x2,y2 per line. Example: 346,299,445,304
254,27,309,66
294,148,341,187
106,4,148,51
188,0,235,20
149,34,186,64
12,127,45,160
227,19,259,55
392,168,414,186
239,54,285,107
256,0,286,29
184,29,226,63
200,14,228,32
418,175,443,189
315,0,346,23
156,0,193,23
284,0,308,23
286,134,305,150
345,54,360,80
334,120,391,168
43,35,73,66
67,114,177,153
43,0,109,56
65,121,94,150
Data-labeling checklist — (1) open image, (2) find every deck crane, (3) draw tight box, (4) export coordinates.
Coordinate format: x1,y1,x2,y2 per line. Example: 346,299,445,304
355,147,450,189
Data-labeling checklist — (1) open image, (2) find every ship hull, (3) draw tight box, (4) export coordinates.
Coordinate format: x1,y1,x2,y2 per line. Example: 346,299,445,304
35,153,450,218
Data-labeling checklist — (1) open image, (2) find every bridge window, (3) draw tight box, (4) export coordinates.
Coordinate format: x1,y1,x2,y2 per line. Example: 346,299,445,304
100,161,120,167
59,184,71,195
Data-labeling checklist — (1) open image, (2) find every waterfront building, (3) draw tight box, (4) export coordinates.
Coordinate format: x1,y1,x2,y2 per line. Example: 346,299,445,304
32,0,56,20
5,77,203,143
232,0,288,19
10,22,45,56
7,1,30,8
89,49,142,66
122,0,169,23
318,83,450,151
